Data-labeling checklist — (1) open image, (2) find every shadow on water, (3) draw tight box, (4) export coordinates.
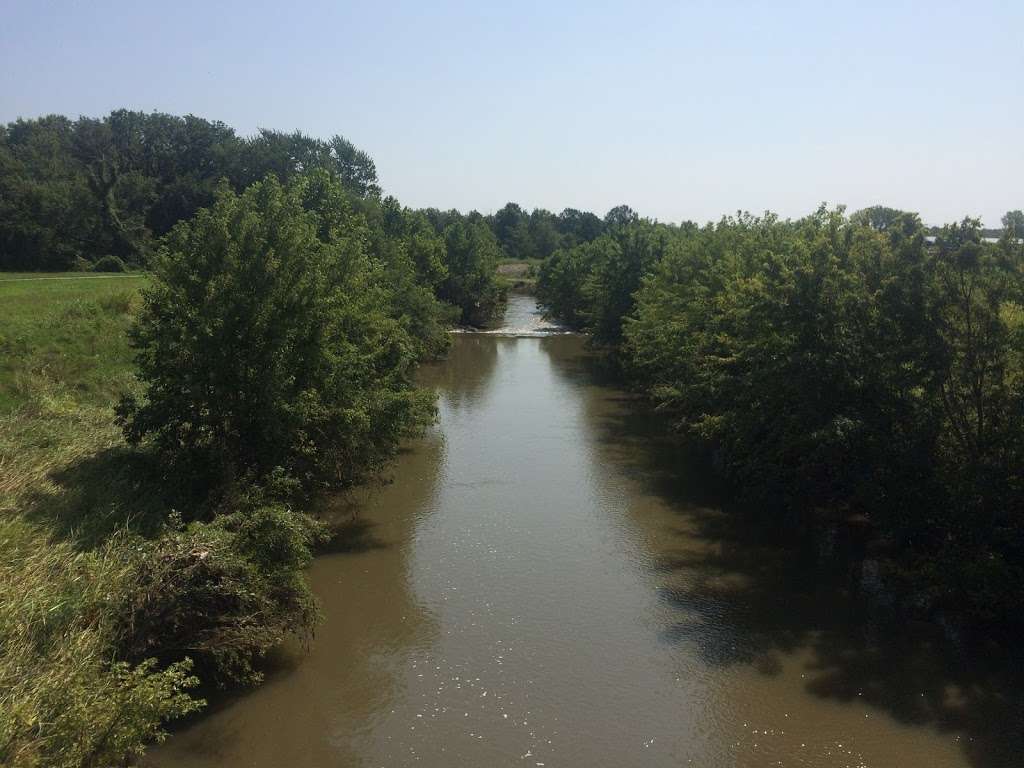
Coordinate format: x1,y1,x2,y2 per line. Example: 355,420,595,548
543,342,1024,768
319,517,389,555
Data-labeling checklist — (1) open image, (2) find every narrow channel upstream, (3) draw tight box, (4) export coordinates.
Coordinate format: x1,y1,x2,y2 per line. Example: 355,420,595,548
149,296,1020,768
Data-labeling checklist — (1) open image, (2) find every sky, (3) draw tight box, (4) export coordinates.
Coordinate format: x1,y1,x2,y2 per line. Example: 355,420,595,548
2,0,1021,227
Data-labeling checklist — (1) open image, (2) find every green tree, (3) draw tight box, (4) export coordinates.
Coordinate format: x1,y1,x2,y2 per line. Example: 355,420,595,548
850,204,909,231
0,110,382,270
491,202,534,260
236,129,380,196
624,207,1024,624
536,244,595,328
118,175,434,492
0,116,101,270
556,207,604,247
603,204,639,229
364,194,455,358
528,208,562,259
1002,209,1024,240
438,217,504,325
537,220,674,345
70,116,156,264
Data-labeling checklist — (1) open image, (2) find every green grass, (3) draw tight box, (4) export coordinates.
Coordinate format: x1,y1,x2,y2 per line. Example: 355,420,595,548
495,259,540,290
0,273,200,767
0,272,146,281
0,274,148,414
0,273,150,511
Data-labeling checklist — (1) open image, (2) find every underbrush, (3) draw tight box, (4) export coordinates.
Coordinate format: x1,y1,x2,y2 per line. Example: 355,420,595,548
0,515,202,768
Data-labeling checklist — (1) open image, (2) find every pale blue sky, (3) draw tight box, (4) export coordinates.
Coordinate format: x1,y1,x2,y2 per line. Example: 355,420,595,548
2,1,1021,226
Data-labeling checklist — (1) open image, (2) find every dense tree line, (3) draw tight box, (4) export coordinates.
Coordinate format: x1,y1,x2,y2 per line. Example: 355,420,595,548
478,201,638,262
0,110,377,270
538,205,1024,628
0,109,505,327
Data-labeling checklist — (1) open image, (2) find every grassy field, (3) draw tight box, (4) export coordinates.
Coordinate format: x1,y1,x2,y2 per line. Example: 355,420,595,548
0,274,148,414
495,259,540,290
0,272,146,282
0,273,151,513
0,273,194,766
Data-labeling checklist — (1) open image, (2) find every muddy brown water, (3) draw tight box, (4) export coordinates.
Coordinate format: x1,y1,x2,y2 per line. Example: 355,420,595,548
150,296,1021,767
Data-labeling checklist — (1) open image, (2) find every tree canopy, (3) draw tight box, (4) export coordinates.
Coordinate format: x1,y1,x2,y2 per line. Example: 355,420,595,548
0,111,380,270
539,206,1024,626
117,173,436,493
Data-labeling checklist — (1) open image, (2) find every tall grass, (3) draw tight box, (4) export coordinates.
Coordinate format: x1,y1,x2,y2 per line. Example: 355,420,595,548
0,277,147,415
0,275,202,767
0,273,325,766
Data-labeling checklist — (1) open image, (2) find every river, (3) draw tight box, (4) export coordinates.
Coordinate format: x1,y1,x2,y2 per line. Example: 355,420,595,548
149,296,1021,768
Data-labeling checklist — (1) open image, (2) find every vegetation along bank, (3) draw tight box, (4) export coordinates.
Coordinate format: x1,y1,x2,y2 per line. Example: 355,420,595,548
0,109,1021,766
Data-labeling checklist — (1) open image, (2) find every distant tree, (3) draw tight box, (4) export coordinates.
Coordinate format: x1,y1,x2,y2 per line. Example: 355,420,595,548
491,202,534,260
0,115,101,269
583,222,672,345
237,129,379,197
492,202,526,243
604,204,639,229
536,245,595,328
134,112,242,235
556,207,604,247
0,110,382,270
538,220,674,342
528,209,562,259
421,207,460,234
70,116,156,263
1002,209,1024,240
327,134,380,197
438,217,504,325
851,204,913,232
364,194,454,358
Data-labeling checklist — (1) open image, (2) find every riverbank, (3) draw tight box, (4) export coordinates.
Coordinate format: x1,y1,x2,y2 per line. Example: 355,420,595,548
7,279,1022,768
495,259,539,292
2,273,320,766
0,274,199,766
148,301,1024,768
0,258,501,767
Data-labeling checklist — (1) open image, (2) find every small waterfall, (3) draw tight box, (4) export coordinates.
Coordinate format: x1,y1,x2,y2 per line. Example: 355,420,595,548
453,295,573,337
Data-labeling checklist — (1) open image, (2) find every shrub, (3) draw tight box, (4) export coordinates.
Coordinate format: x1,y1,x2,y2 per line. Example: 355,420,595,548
96,290,137,315
114,506,324,687
0,518,201,768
